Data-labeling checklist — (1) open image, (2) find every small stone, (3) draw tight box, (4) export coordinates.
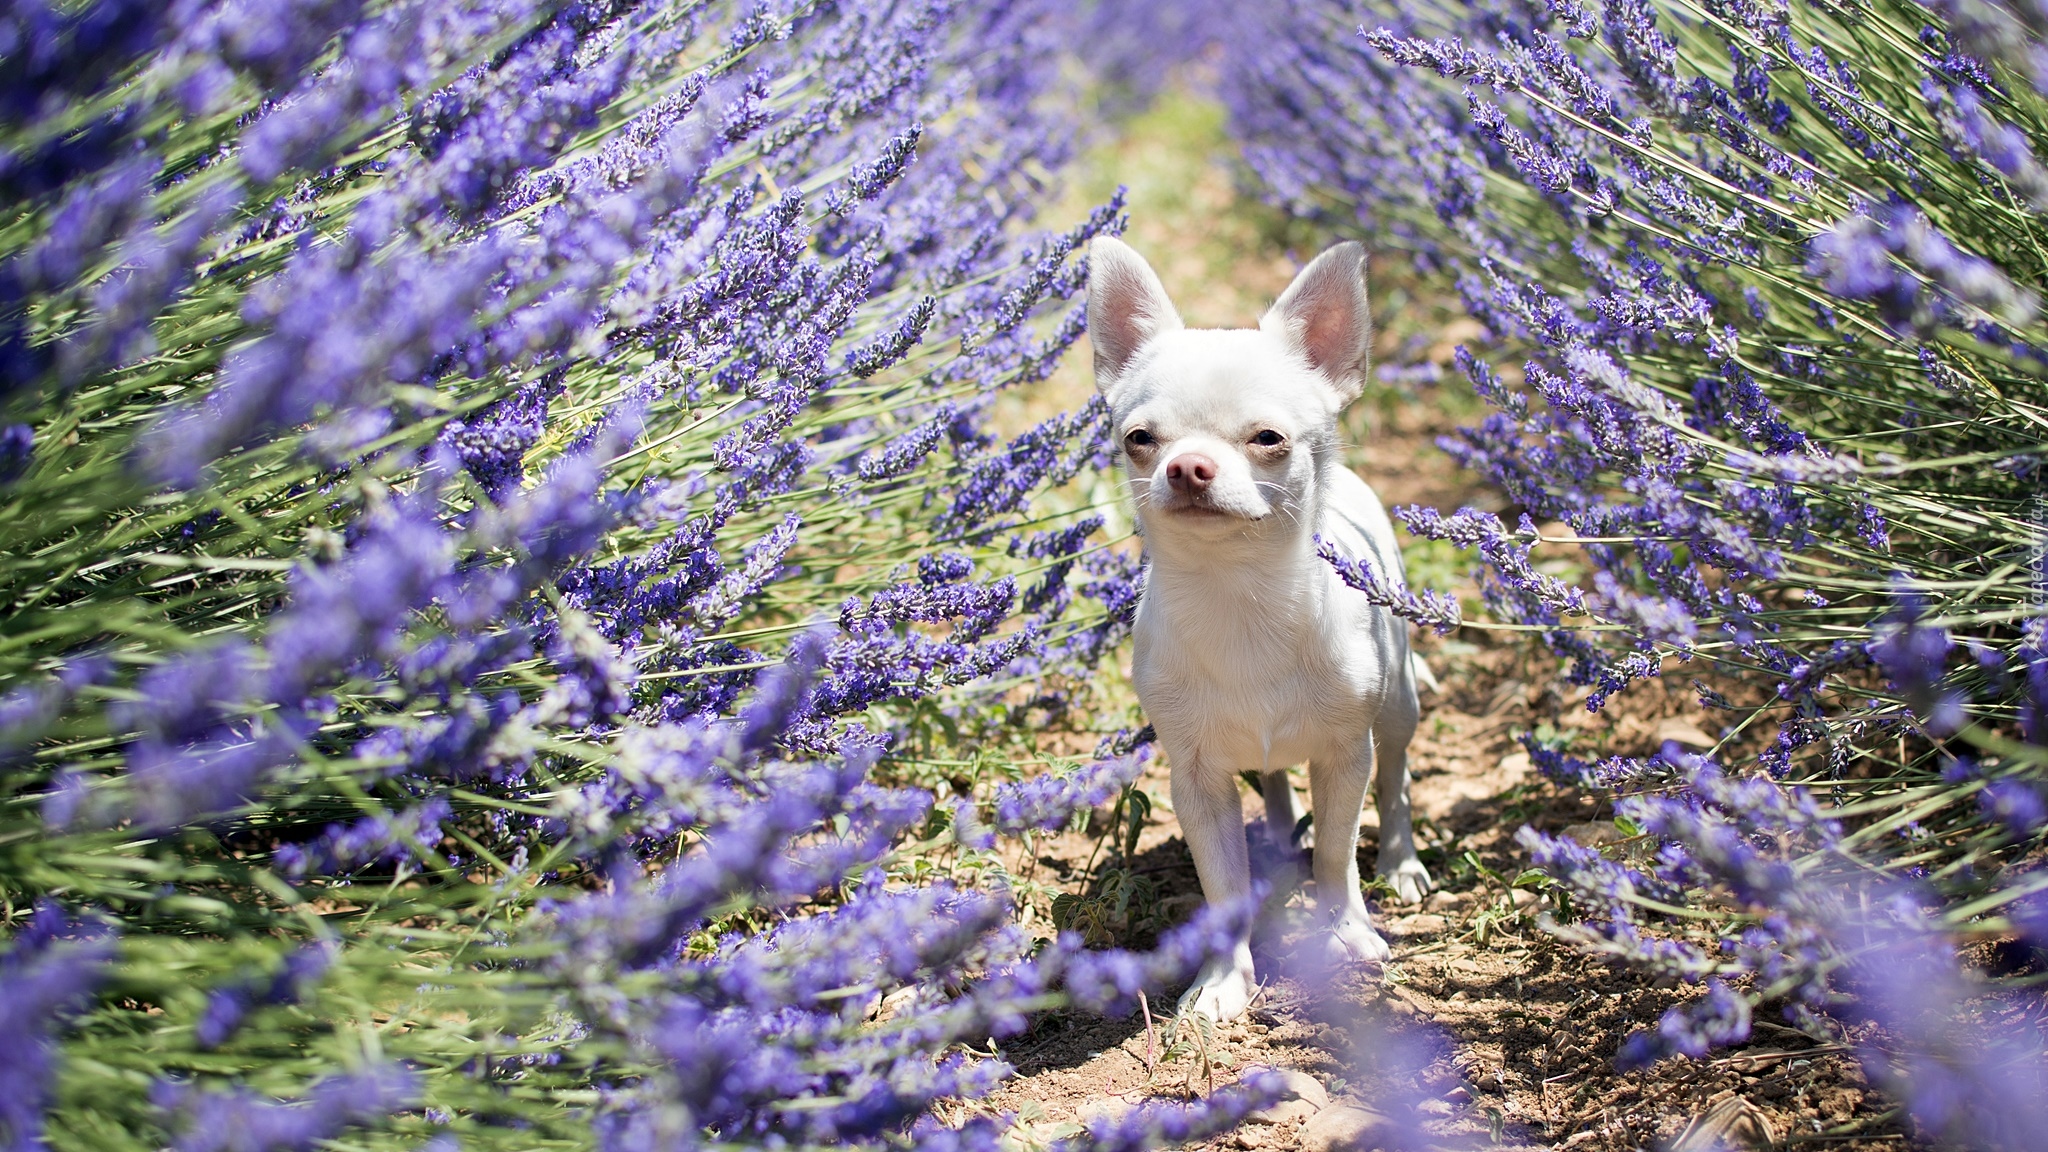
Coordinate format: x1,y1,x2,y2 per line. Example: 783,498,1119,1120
1301,1104,1389,1152
1668,1095,1779,1152
1655,718,1717,749
1401,913,1449,935
1233,1130,1270,1150
1423,890,1467,912
1418,1099,1453,1117
1242,1065,1330,1110
1275,1068,1330,1109
1077,1098,1133,1126
1445,1086,1473,1105
1249,1099,1319,1125
1562,821,1622,848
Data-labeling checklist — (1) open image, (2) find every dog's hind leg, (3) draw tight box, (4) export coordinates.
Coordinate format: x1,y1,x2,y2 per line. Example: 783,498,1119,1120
1371,675,1433,904
1171,754,1259,1021
1307,739,1392,966
1259,768,1308,850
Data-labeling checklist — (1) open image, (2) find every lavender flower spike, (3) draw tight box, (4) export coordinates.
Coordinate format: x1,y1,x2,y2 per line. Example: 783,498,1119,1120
1315,535,1462,634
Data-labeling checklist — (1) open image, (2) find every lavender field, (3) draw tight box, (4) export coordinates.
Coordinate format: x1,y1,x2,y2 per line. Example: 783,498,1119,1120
1,1,2045,1150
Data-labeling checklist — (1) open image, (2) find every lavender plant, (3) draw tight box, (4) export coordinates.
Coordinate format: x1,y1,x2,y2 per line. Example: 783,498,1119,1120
1120,0,2048,1129
0,2,1227,1149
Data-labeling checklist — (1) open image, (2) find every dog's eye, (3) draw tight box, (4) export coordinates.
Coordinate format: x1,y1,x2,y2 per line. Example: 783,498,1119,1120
1124,429,1155,448
1251,430,1285,447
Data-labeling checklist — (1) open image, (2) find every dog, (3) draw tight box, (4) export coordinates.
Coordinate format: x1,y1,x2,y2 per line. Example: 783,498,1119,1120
1086,237,1432,1021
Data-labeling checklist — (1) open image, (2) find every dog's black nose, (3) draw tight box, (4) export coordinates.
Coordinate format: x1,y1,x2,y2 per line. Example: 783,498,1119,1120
1165,453,1216,495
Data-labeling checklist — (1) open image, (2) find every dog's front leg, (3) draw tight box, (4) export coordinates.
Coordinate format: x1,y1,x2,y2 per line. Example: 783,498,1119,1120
1308,740,1393,967
1171,754,1257,1021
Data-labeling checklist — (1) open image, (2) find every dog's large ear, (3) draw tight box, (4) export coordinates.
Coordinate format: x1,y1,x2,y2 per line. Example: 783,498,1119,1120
1261,242,1371,405
1087,237,1183,391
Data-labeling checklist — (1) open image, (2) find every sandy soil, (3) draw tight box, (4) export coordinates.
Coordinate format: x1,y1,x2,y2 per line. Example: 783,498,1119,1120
973,628,1900,1151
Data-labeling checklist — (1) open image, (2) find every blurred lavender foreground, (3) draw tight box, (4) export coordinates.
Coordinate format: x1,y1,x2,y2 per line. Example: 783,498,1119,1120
1077,0,2048,1142
0,1,1291,1149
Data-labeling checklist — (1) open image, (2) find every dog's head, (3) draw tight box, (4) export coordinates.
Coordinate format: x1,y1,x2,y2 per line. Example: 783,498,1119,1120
1086,237,1371,540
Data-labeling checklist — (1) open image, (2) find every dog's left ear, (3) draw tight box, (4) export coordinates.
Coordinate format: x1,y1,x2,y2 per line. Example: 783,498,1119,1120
1261,242,1371,406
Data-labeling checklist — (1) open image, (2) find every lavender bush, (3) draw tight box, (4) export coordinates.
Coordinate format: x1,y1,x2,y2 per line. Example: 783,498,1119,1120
1091,0,2048,1136
0,2,1249,1148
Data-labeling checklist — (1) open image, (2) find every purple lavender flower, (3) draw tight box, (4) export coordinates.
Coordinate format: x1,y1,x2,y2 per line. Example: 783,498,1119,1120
840,577,1018,644
1832,885,2048,1149
56,182,235,385
441,382,554,501
846,295,938,379
1867,591,1966,735
1062,891,1262,1017
908,1116,1006,1152
272,798,451,879
1618,980,1751,1068
937,400,1112,543
265,506,458,702
0,655,108,757
1053,1071,1284,1152
0,0,169,122
1811,206,2038,332
2023,619,2048,745
1316,535,1462,634
155,1065,418,1152
684,514,802,631
1979,779,2047,839
1,903,117,1152
0,425,28,485
987,753,1146,836
137,205,517,480
541,610,637,728
195,942,336,1049
917,551,976,585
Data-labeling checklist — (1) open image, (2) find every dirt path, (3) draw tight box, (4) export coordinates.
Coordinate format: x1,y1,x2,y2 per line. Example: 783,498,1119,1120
972,93,1905,1152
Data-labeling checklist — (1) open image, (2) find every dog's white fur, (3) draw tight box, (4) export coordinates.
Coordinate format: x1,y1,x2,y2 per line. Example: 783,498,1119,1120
1088,237,1433,1022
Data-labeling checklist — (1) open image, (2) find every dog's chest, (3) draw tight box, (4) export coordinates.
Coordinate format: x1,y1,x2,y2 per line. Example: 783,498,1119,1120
1131,570,1385,765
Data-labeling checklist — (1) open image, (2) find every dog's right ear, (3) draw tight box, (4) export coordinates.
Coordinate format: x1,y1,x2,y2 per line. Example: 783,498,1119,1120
1087,237,1183,391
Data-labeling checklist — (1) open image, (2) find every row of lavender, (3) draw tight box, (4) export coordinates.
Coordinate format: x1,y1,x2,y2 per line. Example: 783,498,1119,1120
1175,0,2048,1139
0,2,1276,1150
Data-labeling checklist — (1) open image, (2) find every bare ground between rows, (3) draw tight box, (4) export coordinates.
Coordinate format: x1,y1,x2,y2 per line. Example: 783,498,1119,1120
972,627,1905,1151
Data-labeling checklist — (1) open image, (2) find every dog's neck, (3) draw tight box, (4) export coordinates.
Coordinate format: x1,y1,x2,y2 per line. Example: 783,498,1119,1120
1139,499,1329,624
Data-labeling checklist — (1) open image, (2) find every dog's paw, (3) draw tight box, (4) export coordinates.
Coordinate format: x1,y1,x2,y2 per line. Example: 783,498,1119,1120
1318,913,1392,966
1177,961,1256,1022
1377,856,1434,905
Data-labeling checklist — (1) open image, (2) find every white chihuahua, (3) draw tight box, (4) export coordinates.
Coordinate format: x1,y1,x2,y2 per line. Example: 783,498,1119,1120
1087,237,1432,1022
